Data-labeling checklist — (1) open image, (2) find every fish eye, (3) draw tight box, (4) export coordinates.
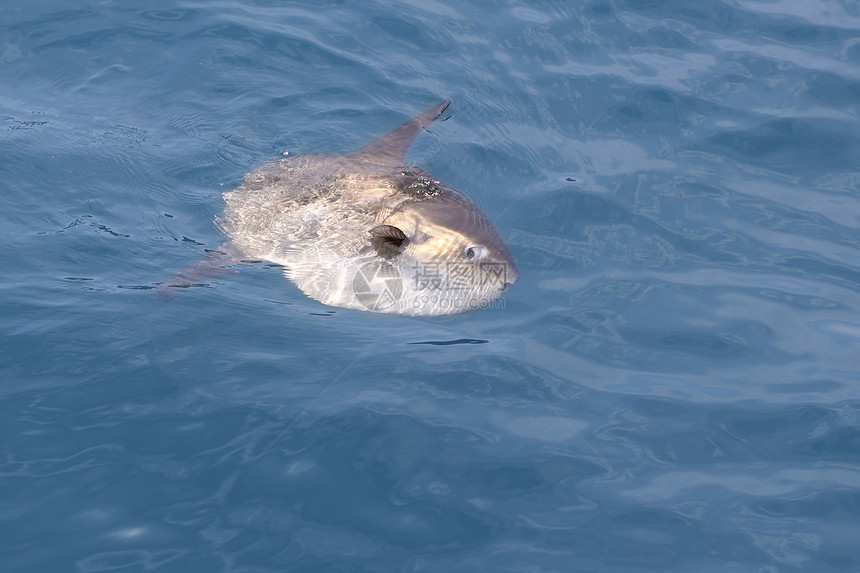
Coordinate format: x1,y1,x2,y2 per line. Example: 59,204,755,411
464,245,485,260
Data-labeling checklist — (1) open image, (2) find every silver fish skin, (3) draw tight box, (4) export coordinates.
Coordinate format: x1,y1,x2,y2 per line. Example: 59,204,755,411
169,100,519,316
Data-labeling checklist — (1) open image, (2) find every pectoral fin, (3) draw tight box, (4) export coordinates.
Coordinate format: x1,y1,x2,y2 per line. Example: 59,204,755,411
370,225,407,245
369,225,408,258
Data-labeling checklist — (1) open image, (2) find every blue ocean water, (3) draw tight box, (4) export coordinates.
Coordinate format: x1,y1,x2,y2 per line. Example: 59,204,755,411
2,0,860,570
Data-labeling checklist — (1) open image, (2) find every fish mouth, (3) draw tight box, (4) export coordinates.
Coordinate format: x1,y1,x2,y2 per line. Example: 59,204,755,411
478,258,518,293
500,259,520,289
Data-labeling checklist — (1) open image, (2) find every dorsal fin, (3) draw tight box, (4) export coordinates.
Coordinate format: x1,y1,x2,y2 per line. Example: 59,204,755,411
349,99,450,165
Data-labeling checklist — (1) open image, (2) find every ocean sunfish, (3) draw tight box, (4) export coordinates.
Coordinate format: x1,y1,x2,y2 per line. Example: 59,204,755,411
162,99,518,316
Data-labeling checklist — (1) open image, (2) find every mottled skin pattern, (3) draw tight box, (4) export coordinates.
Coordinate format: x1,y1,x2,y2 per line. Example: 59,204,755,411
165,100,518,315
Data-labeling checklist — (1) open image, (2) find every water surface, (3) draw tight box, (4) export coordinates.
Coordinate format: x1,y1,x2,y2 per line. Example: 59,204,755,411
2,0,860,571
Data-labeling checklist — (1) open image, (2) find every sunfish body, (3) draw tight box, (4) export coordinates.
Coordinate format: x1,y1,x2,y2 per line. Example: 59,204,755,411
164,100,518,316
